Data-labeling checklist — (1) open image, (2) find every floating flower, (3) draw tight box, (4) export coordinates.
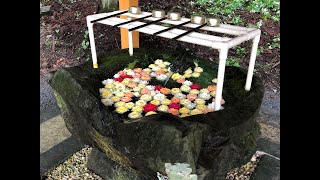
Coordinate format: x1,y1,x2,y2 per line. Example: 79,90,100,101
133,87,141,92
150,100,161,106
212,78,218,83
121,75,133,79
190,109,202,115
180,113,190,118
102,79,114,85
177,78,185,83
202,108,213,114
121,78,131,85
153,93,166,101
132,106,143,113
171,88,181,94
115,92,125,97
141,75,151,81
198,92,211,100
194,98,205,105
200,89,210,93
144,103,158,113
171,73,182,80
194,67,203,73
150,72,157,77
150,90,157,97
124,69,134,75
111,96,121,102
115,106,128,114
124,92,134,98
114,83,126,91
113,74,120,78
118,71,126,77
158,63,166,68
180,99,191,105
146,85,155,91
155,59,163,65
145,111,157,116
189,89,199,95
114,101,126,108
183,80,193,86
180,85,191,92
212,98,225,105
135,100,147,107
101,98,114,106
196,104,207,111
161,99,171,105
125,102,135,109
184,73,192,78
185,102,196,110
174,93,186,99
156,74,168,81
133,92,141,97
132,73,141,78
184,68,193,74
207,85,217,92
156,69,166,75
133,68,142,73
121,96,132,103
140,94,152,102
168,108,179,116
141,88,150,95
179,107,190,114
143,68,152,73
158,105,169,112
128,112,142,119
99,88,107,94
155,85,162,91
132,78,141,82
207,102,215,111
139,81,148,85
169,103,180,109
210,91,216,97
138,84,146,89
160,88,171,95
164,61,171,66
101,91,113,98
190,84,201,90
105,84,115,89
148,64,156,68
152,66,161,71
114,77,123,82
187,94,197,101
171,97,180,104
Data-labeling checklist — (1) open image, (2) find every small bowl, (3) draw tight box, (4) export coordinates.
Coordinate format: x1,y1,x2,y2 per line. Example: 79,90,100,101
152,9,166,18
167,12,181,21
129,6,141,14
191,15,207,25
207,17,220,27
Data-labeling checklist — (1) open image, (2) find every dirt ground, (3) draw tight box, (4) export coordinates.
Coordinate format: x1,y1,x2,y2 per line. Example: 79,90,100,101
40,0,279,91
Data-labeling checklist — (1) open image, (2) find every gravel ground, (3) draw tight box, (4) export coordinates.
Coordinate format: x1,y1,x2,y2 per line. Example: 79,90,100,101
43,146,102,180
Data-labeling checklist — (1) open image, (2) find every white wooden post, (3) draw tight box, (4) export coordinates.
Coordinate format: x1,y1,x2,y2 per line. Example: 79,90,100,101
245,34,260,90
127,17,134,56
215,47,228,111
86,17,98,68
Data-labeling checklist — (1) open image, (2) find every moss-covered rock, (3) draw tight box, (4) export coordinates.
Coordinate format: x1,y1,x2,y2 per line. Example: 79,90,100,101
48,49,264,179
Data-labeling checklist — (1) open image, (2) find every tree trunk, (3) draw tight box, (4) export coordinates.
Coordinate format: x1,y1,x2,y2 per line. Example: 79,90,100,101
98,0,119,13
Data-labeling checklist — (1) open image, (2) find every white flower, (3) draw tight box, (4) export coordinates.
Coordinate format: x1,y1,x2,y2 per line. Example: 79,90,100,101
212,78,218,83
185,102,196,110
153,93,166,101
183,80,192,86
133,87,141,92
128,112,142,119
99,88,107,94
101,98,114,106
158,63,166,68
139,80,149,85
115,91,125,97
114,101,125,108
133,92,141,97
145,111,157,116
156,74,168,81
150,72,157,77
198,92,211,100
164,61,171,66
180,85,191,92
207,102,215,111
155,59,163,65
158,105,169,112
140,94,152,101
138,84,146,89
194,67,203,73
192,72,201,77
174,93,186,99
150,90,157,97
132,78,141,82
152,66,161,71
125,102,135,109
135,100,147,107
149,64,156,68
114,83,126,91
102,79,114,85
146,85,155,91
124,69,134,75
200,88,210,93
113,74,120,78
180,99,191,105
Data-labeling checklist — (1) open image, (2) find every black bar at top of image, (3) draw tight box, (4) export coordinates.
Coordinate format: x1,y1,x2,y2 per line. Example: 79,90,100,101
128,17,167,32
152,20,192,36
90,10,129,23
113,15,153,27
172,23,207,40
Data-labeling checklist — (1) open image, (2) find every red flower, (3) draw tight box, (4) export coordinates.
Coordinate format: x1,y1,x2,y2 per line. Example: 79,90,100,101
143,103,158,113
122,75,133,79
114,77,123,82
155,85,162,91
168,103,180,109
190,84,201,90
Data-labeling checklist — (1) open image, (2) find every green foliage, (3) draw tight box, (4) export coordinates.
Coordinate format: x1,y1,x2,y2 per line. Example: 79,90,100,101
81,30,89,50
226,58,240,67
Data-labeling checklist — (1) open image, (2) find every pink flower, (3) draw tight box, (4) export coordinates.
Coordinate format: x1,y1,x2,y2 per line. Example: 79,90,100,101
121,96,132,103
140,88,150,95
187,94,197,101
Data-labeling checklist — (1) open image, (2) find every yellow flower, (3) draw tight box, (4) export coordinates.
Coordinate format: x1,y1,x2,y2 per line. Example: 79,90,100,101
158,63,166,68
180,113,190,118
171,88,181,94
171,73,182,80
150,100,161,106
194,98,205,105
128,112,142,119
101,90,113,98
194,67,203,73
114,101,125,108
125,102,135,109
183,73,192,78
179,107,190,114
180,99,191,105
105,84,115,89
132,106,143,113
115,106,128,114
180,85,191,92
155,59,163,65
111,96,121,102
143,68,152,73
158,105,168,112
184,68,193,74
161,98,171,105
212,78,218,83
190,109,202,115
148,64,156,68
192,72,201,77
121,78,130,85
135,100,147,107
196,104,207,111
145,111,157,116
210,91,216,97
200,89,210,93
189,89,199,94
138,84,146,89
140,94,152,101
115,91,125,97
